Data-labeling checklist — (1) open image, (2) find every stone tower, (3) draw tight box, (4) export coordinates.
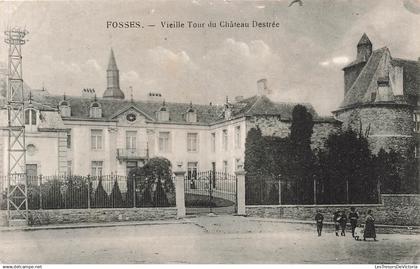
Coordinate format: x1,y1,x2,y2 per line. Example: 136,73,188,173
103,48,125,99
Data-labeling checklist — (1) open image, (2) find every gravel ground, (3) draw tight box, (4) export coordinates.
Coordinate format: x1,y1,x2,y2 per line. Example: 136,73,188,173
0,215,419,264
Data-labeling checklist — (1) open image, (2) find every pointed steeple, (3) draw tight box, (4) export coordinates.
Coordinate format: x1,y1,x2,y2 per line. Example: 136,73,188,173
107,48,118,70
357,33,372,46
357,33,372,62
103,48,125,99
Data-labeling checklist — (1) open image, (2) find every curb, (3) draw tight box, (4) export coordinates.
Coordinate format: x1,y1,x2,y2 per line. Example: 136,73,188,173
0,219,195,232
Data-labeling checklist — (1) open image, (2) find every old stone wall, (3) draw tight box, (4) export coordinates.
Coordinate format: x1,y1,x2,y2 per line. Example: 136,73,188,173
246,194,420,226
335,105,415,156
246,115,341,150
0,207,177,226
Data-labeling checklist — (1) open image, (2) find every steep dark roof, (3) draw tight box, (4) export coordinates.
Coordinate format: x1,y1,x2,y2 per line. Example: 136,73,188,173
29,93,323,125
231,95,319,119
339,47,419,109
358,33,372,46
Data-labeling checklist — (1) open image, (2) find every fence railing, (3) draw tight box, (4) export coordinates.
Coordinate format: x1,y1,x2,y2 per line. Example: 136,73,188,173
0,174,175,210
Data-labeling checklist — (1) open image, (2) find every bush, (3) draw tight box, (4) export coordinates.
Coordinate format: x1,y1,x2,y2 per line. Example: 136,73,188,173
110,179,124,208
91,178,110,208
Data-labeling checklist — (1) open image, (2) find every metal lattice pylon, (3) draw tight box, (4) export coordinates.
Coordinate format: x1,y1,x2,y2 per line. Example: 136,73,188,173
4,27,28,223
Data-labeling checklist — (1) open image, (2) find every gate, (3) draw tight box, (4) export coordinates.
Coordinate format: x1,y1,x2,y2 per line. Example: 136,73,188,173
184,170,237,215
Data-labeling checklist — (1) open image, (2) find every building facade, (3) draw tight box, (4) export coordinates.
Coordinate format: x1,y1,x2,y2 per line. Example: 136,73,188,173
333,34,419,169
0,50,339,178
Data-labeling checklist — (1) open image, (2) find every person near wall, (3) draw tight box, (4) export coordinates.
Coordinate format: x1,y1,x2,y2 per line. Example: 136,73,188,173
348,207,359,238
363,210,377,241
333,211,341,236
314,210,324,236
339,210,348,236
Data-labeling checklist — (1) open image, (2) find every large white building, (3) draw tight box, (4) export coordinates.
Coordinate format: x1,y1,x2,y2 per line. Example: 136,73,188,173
0,49,338,179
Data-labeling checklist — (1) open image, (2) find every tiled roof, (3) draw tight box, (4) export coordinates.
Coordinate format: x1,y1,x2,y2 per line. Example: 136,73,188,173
339,47,419,108
29,93,322,125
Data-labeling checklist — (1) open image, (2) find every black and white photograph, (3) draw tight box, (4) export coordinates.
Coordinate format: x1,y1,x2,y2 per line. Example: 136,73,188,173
0,0,419,266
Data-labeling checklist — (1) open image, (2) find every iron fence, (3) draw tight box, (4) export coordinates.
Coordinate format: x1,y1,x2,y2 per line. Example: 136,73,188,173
0,174,175,210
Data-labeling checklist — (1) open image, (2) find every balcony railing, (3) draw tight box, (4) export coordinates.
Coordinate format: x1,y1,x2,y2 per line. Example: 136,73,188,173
117,148,148,160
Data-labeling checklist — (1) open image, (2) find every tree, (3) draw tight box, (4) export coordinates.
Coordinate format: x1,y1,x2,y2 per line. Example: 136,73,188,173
110,179,124,208
92,178,110,208
289,105,315,204
127,157,175,207
374,148,401,194
244,127,268,204
319,129,376,203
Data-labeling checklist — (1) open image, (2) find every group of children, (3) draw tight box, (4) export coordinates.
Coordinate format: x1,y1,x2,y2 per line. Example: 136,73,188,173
314,207,376,241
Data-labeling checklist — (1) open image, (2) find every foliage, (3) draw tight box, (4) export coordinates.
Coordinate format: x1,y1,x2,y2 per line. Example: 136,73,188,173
91,178,110,208
64,176,89,209
317,129,377,203
41,179,64,209
127,157,175,207
110,179,124,208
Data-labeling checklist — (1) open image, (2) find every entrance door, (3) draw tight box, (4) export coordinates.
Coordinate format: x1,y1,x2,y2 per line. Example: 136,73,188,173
126,161,138,176
26,164,38,185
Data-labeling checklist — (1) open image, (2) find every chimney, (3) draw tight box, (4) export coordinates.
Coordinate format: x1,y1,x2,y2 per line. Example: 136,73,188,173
375,77,394,102
82,88,96,98
390,65,404,96
257,78,268,96
147,92,163,102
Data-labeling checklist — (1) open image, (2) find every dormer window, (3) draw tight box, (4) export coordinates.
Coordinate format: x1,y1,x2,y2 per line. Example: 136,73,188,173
224,104,232,120
185,104,197,123
59,100,71,117
156,102,169,121
90,102,102,118
25,108,37,126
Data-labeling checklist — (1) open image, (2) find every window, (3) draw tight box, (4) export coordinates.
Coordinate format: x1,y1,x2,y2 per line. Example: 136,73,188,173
67,161,72,175
126,131,137,150
211,132,216,153
91,161,103,177
59,101,71,117
222,129,228,151
223,160,228,174
91,129,103,150
156,106,169,121
90,102,102,118
187,133,198,152
414,113,420,133
187,162,198,180
159,132,170,153
25,109,37,126
235,126,241,149
67,131,71,149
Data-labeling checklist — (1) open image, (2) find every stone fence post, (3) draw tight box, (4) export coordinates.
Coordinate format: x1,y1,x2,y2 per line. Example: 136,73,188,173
174,168,186,219
235,169,246,216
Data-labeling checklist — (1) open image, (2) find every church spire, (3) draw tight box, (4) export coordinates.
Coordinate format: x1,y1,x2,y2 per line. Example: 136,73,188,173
103,48,125,99
107,48,118,70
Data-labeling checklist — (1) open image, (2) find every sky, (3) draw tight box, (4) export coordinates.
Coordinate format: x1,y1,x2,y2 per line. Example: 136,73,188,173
0,0,420,115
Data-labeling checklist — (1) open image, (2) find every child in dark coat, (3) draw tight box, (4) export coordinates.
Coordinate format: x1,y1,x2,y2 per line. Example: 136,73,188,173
314,210,324,236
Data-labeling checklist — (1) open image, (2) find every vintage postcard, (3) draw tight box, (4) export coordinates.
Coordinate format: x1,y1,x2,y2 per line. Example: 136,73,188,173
0,0,419,266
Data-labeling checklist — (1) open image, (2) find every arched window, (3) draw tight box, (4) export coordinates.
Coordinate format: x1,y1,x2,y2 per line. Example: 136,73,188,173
59,100,71,117
185,106,197,123
25,109,37,126
89,102,102,118
156,102,169,121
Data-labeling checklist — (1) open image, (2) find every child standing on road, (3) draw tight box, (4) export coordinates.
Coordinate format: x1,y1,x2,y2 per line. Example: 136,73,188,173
314,210,324,236
354,224,364,241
